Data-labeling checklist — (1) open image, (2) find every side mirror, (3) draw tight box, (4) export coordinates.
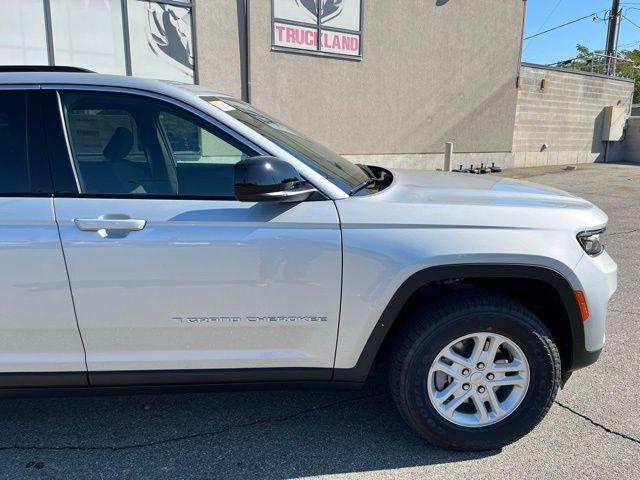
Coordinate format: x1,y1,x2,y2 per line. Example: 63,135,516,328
234,156,317,202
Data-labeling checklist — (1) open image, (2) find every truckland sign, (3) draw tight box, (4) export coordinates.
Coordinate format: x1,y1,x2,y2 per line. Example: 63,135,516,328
272,0,363,58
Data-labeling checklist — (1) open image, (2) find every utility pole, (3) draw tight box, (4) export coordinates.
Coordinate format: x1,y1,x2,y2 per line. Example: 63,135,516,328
605,0,621,74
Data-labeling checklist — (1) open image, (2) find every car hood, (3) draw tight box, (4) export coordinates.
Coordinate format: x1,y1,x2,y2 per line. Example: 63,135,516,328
382,169,584,207
336,169,608,231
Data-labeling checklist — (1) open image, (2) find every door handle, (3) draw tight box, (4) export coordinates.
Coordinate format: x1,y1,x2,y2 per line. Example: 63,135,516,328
73,218,146,232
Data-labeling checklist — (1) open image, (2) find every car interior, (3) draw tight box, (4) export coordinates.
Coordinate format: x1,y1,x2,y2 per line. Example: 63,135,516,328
62,92,255,198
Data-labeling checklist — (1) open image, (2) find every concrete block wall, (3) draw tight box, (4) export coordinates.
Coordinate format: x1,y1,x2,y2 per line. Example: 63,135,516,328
624,117,640,163
348,65,635,171
512,64,634,167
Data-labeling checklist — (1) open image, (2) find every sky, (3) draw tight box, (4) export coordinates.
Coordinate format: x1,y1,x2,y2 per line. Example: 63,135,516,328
522,0,640,65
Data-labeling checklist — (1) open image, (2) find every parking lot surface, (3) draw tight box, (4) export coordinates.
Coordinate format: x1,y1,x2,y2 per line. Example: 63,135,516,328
0,163,639,479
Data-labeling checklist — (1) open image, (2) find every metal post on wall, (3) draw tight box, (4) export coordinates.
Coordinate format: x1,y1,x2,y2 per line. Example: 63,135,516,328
245,0,251,102
190,0,199,84
237,0,251,101
121,0,133,76
42,0,55,65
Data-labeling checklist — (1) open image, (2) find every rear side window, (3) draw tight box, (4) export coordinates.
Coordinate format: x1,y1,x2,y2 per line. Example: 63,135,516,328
0,91,30,194
65,107,145,161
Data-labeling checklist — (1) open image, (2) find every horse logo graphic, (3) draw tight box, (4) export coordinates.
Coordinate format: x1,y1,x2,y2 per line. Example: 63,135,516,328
294,0,344,23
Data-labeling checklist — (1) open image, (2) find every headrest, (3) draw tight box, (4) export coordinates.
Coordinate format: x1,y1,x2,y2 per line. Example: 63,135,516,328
103,127,134,161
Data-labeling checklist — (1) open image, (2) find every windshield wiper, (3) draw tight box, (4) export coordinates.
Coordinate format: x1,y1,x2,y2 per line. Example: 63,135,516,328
349,178,381,196
356,163,375,177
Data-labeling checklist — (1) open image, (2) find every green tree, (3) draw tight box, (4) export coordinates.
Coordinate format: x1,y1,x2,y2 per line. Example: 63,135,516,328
624,49,640,103
554,44,640,103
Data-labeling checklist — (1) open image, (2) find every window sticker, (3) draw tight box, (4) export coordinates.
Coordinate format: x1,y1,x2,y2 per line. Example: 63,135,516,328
209,100,236,112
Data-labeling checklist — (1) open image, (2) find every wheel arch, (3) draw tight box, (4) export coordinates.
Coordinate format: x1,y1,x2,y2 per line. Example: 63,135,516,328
332,264,587,383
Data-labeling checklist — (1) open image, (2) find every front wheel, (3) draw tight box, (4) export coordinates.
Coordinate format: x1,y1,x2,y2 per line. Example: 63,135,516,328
389,292,561,451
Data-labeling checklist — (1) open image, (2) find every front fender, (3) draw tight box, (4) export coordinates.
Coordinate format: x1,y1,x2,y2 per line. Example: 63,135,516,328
333,263,586,382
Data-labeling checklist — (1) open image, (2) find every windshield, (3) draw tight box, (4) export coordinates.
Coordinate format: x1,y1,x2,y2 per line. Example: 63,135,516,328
201,96,370,193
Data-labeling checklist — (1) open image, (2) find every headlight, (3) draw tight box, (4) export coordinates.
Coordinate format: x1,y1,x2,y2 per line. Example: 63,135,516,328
576,228,605,256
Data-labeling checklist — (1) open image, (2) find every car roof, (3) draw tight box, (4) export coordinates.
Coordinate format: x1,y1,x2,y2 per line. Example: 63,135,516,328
0,71,231,99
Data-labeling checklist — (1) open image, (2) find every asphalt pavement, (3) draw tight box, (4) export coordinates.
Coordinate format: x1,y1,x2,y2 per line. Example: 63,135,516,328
0,162,639,479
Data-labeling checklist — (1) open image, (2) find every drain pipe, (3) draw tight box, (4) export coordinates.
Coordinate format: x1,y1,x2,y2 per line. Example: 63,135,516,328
245,0,252,103
238,0,251,102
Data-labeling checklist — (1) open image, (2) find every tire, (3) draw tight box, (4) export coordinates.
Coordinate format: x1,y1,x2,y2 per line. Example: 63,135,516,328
389,291,561,451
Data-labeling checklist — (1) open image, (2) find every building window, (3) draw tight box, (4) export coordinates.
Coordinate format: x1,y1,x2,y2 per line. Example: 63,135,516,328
0,0,49,65
0,0,196,83
50,0,127,75
127,0,195,83
272,0,363,59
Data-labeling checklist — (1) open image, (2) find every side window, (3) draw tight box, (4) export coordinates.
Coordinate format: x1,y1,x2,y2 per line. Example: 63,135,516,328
60,91,258,198
158,110,254,197
159,111,247,165
0,91,30,194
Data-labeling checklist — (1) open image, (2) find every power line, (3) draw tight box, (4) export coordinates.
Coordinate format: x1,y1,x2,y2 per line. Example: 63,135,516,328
533,0,565,36
618,39,640,48
522,0,565,54
524,11,605,41
622,12,640,29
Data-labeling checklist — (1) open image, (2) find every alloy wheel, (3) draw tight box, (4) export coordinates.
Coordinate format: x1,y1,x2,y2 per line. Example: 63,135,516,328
426,332,530,427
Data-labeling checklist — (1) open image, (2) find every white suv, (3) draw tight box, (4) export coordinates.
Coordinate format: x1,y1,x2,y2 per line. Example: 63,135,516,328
0,67,617,451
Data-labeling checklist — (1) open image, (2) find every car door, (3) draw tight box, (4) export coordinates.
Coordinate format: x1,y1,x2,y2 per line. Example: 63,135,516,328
0,87,86,387
44,88,342,385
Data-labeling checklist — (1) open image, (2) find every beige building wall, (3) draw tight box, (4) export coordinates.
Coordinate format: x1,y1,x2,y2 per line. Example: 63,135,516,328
195,0,526,168
194,0,245,98
194,2,634,172
512,64,634,167
248,0,525,160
